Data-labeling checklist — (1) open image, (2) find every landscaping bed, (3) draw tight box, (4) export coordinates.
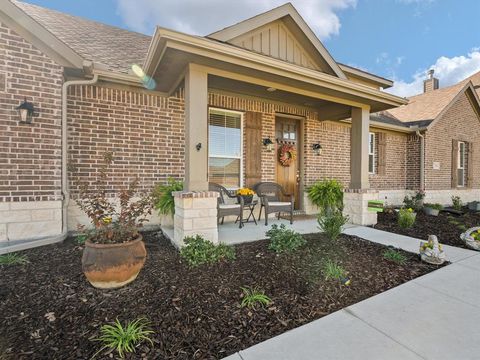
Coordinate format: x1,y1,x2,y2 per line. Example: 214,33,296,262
0,231,441,359
376,209,480,249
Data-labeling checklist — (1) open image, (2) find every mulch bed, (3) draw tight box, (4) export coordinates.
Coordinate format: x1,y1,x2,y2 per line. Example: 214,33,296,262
0,232,441,359
376,209,480,249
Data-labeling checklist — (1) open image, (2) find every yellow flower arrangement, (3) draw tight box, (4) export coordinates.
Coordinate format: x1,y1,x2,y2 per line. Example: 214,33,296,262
407,208,414,212
102,216,112,225
236,188,255,196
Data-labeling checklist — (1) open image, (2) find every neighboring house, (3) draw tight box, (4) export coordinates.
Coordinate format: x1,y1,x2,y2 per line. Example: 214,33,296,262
0,0,476,248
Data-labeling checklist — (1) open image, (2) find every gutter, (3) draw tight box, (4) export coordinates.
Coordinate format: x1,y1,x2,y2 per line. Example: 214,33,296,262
415,129,425,191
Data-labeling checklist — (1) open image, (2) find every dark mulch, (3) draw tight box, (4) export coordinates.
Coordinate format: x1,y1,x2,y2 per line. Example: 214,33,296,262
376,209,480,249
0,232,441,359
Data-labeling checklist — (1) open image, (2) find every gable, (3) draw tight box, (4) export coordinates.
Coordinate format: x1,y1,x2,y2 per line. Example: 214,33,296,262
229,19,324,72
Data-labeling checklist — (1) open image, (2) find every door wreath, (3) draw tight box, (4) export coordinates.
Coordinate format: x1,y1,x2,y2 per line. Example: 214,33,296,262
278,144,297,167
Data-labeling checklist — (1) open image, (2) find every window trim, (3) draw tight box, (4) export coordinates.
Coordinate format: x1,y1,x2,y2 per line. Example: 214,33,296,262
368,132,375,174
208,107,244,189
457,141,466,187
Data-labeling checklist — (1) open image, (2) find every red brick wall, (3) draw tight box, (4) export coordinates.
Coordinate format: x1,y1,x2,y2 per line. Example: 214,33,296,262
424,91,480,190
67,85,185,196
0,22,63,202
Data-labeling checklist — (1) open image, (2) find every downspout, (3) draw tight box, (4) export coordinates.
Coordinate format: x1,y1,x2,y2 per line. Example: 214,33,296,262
60,73,99,239
416,130,425,191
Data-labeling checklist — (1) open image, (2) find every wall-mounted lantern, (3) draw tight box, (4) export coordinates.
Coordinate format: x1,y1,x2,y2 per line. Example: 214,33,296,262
312,143,322,156
263,138,274,151
16,98,35,124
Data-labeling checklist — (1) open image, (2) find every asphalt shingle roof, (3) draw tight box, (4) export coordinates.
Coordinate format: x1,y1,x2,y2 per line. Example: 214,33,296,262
12,0,151,73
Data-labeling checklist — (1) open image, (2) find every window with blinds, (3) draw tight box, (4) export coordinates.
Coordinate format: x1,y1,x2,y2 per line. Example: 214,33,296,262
208,108,242,188
368,132,375,174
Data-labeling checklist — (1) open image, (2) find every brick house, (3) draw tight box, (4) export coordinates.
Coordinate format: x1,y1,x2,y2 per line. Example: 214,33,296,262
0,1,478,249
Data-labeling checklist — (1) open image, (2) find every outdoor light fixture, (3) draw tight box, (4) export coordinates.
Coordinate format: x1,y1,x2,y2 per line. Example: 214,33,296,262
312,143,322,156
263,138,274,151
196,143,202,151
16,98,35,124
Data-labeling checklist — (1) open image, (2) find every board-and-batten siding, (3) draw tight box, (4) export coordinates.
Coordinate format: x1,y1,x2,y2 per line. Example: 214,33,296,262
229,19,321,71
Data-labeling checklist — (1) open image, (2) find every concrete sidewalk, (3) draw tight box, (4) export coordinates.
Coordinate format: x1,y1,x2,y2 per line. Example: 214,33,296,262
224,226,480,360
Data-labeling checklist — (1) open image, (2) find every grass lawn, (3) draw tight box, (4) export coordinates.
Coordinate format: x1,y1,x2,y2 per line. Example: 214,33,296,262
0,231,441,359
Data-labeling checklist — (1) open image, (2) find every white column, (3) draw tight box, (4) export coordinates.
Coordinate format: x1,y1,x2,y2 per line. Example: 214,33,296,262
350,106,370,190
184,64,208,191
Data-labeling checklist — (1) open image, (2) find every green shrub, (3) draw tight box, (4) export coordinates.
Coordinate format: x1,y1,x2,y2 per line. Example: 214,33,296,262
452,195,462,211
152,178,183,216
307,179,343,214
424,203,443,210
318,211,348,241
0,253,29,266
266,224,306,253
240,287,272,309
398,208,416,228
180,235,235,267
383,249,407,265
403,190,425,211
95,318,154,359
323,260,346,280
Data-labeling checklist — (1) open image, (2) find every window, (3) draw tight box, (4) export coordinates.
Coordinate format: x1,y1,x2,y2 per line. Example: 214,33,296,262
368,132,375,174
208,108,242,188
458,141,466,187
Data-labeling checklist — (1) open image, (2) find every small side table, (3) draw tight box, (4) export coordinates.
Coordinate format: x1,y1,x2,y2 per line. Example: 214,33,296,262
236,200,258,226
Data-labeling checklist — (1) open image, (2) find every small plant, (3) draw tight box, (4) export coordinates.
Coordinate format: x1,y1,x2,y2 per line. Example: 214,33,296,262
307,179,343,215
266,224,306,253
323,259,346,280
317,211,348,241
403,190,425,211
180,235,235,267
0,253,29,266
397,208,416,229
452,195,462,211
383,249,407,265
152,178,183,216
424,203,443,210
240,287,272,309
95,318,154,359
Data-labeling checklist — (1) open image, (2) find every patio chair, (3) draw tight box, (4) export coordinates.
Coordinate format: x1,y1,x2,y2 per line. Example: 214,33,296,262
255,182,294,225
209,183,244,228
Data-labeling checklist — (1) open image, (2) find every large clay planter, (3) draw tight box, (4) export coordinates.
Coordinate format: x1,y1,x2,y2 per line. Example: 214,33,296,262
82,235,146,289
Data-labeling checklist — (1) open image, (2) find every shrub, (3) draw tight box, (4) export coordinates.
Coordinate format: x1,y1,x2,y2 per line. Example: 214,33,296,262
307,179,343,214
323,260,346,280
403,190,425,211
240,287,272,309
452,195,462,211
74,152,153,244
266,224,306,253
383,249,407,265
318,211,348,241
424,203,443,210
397,208,416,229
95,318,154,359
180,235,235,267
152,178,183,216
0,253,29,266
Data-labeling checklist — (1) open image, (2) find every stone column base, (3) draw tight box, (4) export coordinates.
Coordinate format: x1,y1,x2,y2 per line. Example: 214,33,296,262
343,189,378,226
173,191,219,248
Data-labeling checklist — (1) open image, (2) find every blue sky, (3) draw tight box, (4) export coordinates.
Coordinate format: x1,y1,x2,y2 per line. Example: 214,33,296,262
24,0,480,96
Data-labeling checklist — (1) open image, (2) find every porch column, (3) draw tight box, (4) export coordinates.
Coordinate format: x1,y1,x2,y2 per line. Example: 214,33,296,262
184,63,208,191
350,106,370,190
343,106,378,226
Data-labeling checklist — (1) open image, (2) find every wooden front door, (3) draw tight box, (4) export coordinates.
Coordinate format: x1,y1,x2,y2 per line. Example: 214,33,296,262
275,117,300,209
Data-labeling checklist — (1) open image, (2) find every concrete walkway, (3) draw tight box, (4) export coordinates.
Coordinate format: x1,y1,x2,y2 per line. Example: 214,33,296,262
224,226,480,360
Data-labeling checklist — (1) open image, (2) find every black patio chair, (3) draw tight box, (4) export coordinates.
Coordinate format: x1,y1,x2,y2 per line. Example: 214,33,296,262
255,182,294,225
209,182,244,228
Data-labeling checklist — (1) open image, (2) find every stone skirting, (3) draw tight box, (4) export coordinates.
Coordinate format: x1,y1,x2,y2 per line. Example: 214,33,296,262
173,191,219,247
343,190,379,226
0,201,62,242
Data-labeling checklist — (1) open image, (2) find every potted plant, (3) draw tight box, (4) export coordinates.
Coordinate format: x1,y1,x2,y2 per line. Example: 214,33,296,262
461,227,480,251
75,152,153,289
468,201,480,211
424,203,443,216
152,178,183,228
236,188,255,205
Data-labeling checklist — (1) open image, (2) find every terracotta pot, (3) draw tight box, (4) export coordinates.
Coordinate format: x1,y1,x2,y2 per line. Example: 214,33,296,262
82,235,146,289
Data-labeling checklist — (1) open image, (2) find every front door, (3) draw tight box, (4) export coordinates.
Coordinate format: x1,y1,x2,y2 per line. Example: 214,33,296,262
275,117,300,209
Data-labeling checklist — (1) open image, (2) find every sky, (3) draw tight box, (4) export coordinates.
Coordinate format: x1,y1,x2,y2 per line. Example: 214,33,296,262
24,0,480,97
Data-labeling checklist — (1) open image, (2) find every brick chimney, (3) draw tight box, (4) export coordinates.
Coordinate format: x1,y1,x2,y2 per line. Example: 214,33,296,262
423,69,439,93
